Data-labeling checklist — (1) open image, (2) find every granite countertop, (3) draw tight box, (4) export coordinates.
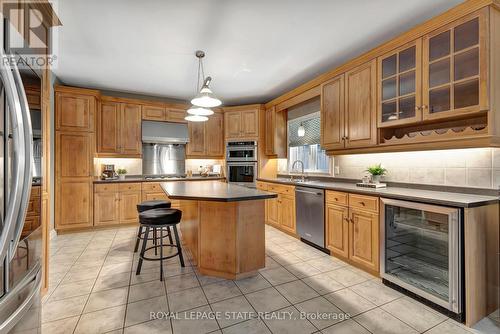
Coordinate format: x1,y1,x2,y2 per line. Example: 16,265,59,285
93,175,224,184
258,178,499,208
160,181,277,202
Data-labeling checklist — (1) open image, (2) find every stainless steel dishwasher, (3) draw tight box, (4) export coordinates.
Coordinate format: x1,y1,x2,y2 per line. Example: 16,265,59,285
295,186,325,248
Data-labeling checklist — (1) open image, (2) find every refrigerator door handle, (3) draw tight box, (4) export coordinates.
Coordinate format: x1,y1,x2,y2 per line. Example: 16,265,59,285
0,49,29,264
0,263,41,334
9,58,33,259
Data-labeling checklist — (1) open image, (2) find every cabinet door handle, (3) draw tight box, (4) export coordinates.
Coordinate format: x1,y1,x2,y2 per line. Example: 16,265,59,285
359,201,365,206
421,105,428,110
345,136,349,140
415,106,421,111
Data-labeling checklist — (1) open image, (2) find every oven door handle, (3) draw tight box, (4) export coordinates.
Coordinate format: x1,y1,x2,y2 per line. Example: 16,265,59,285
227,162,257,166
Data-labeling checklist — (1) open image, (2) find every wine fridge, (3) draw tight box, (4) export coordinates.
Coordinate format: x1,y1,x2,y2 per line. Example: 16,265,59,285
380,198,463,320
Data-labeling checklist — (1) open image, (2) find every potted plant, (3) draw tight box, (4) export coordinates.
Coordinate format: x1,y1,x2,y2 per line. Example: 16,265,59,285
365,164,387,184
117,168,127,180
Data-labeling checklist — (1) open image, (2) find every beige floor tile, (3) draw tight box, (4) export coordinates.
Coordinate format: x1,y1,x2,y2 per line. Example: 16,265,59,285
42,295,87,323
125,295,169,327
259,267,297,286
263,305,317,334
74,305,126,334
306,256,345,273
381,297,447,332
165,272,200,293
128,280,165,303
327,267,369,287
324,288,376,316
354,308,418,334
49,278,95,301
171,305,219,334
321,319,370,334
168,286,209,312
301,272,344,295
124,318,172,334
261,257,281,271
284,262,321,279
350,280,403,306
245,287,290,313
272,252,304,266
234,274,271,294
100,261,133,276
40,315,79,334
84,286,129,313
426,319,476,334
130,267,161,285
93,271,131,292
202,280,242,303
195,270,226,286
222,318,271,334
275,280,319,304
62,265,101,284
295,296,345,330
210,296,255,328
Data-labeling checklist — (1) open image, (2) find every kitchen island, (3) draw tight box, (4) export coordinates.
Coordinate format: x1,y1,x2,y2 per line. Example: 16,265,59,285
160,181,277,279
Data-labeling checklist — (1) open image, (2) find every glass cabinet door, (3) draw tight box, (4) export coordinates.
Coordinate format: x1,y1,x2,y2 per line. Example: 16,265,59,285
423,9,487,120
378,40,422,127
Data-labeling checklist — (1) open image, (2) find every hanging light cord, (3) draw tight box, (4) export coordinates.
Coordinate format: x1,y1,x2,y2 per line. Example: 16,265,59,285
196,56,206,92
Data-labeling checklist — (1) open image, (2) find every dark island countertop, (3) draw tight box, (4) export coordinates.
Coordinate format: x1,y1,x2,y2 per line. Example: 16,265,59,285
258,178,499,208
160,181,277,202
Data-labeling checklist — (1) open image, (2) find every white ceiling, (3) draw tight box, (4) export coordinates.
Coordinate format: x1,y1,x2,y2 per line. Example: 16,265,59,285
52,0,464,105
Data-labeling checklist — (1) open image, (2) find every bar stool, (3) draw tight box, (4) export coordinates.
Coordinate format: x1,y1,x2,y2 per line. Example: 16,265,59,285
134,200,172,253
135,208,184,281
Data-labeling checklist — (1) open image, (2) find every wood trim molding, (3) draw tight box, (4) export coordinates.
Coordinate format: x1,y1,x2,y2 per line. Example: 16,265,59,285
222,104,265,112
264,0,495,109
275,86,320,112
101,95,189,109
54,85,100,98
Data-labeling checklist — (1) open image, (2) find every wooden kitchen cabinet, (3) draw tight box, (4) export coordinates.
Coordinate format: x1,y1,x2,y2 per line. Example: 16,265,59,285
321,75,345,151
257,181,295,234
223,105,261,140
378,40,423,127
325,202,349,258
56,179,93,229
422,9,488,120
325,190,379,275
97,98,141,157
345,60,377,148
264,106,287,158
141,182,180,208
56,132,93,178
320,60,377,151
55,87,97,132
167,108,187,123
142,104,187,123
94,183,142,225
186,111,224,158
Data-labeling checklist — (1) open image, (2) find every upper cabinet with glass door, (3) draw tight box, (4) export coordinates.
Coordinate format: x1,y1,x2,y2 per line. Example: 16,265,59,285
378,40,422,127
422,9,488,120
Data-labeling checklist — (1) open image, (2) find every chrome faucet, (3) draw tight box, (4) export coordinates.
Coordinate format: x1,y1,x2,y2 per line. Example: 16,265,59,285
291,160,305,182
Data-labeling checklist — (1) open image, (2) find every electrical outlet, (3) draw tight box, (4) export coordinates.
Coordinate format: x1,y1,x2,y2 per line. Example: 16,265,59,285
334,166,340,175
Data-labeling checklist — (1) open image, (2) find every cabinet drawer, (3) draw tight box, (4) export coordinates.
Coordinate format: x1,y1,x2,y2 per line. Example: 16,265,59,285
141,182,163,191
268,183,294,195
95,183,119,193
326,191,348,206
119,183,141,192
349,193,379,212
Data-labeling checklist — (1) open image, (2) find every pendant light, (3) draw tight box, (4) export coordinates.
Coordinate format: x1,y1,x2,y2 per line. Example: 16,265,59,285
298,123,305,137
184,115,208,122
187,106,213,116
190,51,221,108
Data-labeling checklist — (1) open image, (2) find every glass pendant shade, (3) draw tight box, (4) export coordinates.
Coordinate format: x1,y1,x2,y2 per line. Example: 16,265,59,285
187,106,214,116
298,124,305,137
184,115,208,122
191,86,222,108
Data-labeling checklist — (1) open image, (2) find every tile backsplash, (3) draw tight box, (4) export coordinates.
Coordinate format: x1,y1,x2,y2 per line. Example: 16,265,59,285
334,148,500,189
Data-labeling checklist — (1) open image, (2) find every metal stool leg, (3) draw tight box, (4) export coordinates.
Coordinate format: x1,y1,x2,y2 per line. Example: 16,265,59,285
136,226,150,275
154,228,158,256
133,225,144,253
172,225,185,267
160,228,164,281
167,226,173,245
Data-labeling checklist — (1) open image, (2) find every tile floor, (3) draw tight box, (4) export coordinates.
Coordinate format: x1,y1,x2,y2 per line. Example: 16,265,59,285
42,225,499,334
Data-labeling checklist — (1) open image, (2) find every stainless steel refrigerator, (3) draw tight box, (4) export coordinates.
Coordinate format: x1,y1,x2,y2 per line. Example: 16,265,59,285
0,29,39,334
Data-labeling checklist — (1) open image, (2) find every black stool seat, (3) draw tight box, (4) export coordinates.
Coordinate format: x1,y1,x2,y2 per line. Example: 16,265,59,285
137,200,171,213
139,208,182,225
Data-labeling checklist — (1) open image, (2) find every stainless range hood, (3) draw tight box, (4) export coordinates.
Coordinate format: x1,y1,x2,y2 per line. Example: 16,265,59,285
142,120,189,144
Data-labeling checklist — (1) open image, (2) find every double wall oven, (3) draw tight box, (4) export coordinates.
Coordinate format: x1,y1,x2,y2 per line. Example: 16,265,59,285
226,141,257,187
380,198,463,320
